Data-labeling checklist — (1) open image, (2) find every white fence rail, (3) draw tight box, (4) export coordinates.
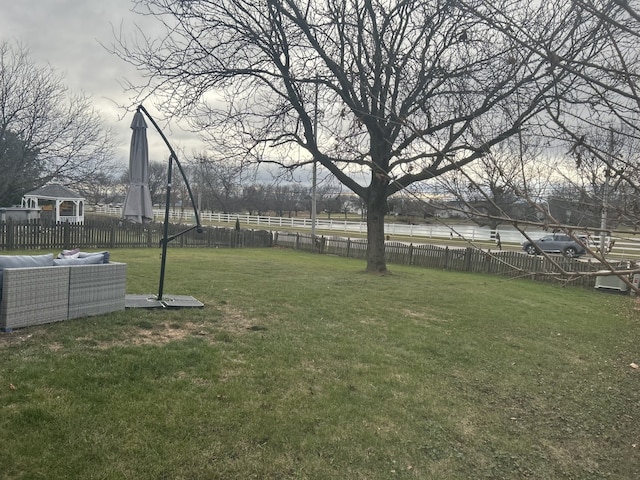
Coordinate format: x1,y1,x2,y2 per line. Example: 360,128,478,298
94,206,640,258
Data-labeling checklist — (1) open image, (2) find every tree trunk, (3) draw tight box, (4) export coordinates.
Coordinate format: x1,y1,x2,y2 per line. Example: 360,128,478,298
365,180,388,273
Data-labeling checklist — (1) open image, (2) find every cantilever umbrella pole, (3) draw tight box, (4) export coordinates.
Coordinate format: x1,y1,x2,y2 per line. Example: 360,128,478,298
158,153,174,301
135,105,202,302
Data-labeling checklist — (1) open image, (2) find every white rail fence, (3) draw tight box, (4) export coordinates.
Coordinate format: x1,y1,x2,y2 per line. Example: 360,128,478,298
94,206,640,258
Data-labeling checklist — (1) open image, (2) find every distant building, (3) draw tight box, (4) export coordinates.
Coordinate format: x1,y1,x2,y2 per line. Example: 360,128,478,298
21,184,85,224
0,207,41,223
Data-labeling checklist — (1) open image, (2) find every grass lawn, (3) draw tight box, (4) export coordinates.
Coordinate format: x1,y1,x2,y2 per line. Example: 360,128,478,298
1,247,639,479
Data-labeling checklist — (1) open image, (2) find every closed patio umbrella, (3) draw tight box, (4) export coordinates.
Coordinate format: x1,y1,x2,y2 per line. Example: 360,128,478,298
122,110,154,223
123,105,203,309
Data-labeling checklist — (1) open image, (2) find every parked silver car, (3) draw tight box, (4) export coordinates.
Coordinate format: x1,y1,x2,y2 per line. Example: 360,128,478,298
522,234,587,258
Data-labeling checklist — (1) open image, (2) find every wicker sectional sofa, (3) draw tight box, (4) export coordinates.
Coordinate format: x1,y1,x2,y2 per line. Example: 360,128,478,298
0,253,126,331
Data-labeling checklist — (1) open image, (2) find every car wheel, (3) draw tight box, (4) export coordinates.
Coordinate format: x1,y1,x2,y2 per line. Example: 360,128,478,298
525,244,538,255
564,247,578,258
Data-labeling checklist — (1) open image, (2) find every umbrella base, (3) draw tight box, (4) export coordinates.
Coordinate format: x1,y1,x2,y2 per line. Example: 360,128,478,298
125,294,204,309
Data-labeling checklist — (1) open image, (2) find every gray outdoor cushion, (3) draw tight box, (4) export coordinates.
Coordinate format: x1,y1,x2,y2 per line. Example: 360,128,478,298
0,254,55,301
58,250,110,264
0,254,55,269
78,251,110,263
53,255,106,266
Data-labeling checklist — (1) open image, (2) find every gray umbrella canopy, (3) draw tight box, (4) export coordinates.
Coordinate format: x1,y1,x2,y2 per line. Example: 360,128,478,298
122,110,154,223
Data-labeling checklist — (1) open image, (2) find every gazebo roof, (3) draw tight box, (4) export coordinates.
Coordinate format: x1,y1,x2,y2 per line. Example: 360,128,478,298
24,184,84,201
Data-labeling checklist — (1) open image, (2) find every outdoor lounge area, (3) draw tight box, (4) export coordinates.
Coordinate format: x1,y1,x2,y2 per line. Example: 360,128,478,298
0,252,126,331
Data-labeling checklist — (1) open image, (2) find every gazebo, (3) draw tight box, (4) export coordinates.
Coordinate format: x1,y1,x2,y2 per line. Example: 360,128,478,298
22,184,85,224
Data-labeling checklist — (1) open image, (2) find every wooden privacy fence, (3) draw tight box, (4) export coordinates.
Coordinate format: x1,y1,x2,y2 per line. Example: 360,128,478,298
274,231,603,288
0,220,612,288
0,219,273,251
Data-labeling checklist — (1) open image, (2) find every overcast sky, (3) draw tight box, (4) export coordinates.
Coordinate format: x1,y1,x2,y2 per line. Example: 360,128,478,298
0,0,203,170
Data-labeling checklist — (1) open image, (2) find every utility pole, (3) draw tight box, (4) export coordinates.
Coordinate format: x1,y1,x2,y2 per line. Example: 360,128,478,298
599,128,613,256
311,78,318,240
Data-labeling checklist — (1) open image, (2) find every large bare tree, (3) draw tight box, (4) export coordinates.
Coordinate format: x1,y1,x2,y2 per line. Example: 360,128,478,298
0,40,116,206
118,0,608,272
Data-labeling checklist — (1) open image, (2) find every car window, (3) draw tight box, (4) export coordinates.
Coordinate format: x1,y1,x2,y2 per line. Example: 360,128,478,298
540,235,553,241
555,235,570,241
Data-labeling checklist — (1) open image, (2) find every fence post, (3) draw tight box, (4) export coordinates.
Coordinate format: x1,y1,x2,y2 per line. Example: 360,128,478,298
63,222,71,249
464,247,472,272
346,238,351,258
443,246,449,269
295,233,300,250
7,219,15,250
408,244,414,265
